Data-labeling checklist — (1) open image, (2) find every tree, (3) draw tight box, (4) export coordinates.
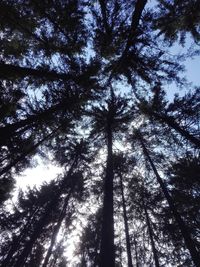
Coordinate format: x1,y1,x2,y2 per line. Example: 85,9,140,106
154,0,200,44
0,139,90,267
138,84,200,148
76,208,102,266
89,93,131,267
142,193,160,267
161,155,200,257
113,154,134,267
135,130,200,266
0,1,200,266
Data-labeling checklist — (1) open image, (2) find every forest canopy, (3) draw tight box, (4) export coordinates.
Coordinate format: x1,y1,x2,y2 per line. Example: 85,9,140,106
0,0,200,266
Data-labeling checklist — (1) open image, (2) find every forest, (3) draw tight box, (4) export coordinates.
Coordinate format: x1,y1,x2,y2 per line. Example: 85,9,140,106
0,0,200,266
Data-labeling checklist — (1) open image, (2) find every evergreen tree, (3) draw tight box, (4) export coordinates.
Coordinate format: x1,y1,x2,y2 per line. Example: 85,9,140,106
134,130,200,266
89,92,131,267
0,1,200,266
154,0,200,44
160,154,200,263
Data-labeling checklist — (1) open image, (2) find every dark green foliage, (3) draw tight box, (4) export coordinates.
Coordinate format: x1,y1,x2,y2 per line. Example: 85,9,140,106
77,208,102,266
0,1,200,266
138,85,200,148
154,0,200,44
164,155,200,250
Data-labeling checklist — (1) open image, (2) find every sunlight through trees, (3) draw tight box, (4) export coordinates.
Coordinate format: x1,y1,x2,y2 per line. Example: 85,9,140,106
0,0,200,266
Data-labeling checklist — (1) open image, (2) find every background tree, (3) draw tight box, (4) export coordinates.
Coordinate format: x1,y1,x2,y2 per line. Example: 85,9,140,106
154,0,200,44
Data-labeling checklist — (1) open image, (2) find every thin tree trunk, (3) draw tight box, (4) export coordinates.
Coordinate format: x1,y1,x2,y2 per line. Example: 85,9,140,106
0,124,34,147
119,171,133,267
42,190,73,267
142,199,160,267
12,190,72,267
133,236,139,267
99,123,115,267
94,229,101,266
138,132,200,267
152,111,200,148
50,255,58,267
119,237,123,267
98,0,110,35
12,156,78,267
107,0,148,85
12,217,48,267
123,0,148,55
1,206,40,267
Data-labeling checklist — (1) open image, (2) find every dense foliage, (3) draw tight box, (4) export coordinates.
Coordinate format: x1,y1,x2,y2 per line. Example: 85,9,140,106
0,0,199,266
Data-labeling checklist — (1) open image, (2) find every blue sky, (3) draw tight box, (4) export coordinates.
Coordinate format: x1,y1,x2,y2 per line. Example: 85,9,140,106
185,56,200,85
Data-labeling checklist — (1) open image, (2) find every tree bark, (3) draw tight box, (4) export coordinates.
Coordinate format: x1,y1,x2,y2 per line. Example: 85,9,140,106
119,171,133,267
99,123,115,267
107,0,148,86
42,189,73,267
12,211,51,267
123,0,148,55
142,199,160,267
12,191,71,267
98,0,110,35
138,132,200,267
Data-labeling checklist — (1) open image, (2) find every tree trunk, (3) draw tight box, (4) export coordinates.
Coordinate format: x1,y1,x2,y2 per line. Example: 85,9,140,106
12,214,49,267
94,227,101,267
133,236,139,267
138,132,200,267
12,156,78,267
142,199,160,267
50,255,58,267
1,206,40,267
99,123,115,267
12,190,72,267
108,0,148,84
123,0,148,55
42,189,73,267
152,111,200,148
119,171,133,267
98,0,110,35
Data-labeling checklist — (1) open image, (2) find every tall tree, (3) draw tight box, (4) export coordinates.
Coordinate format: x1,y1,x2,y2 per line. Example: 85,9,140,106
114,154,134,267
161,154,200,258
142,193,160,267
135,130,200,266
0,1,199,266
89,93,131,267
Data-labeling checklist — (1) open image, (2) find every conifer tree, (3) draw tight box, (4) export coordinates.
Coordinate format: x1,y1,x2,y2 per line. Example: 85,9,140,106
0,1,200,266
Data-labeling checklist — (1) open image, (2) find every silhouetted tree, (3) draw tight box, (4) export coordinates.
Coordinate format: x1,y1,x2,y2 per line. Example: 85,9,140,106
0,1,199,266
154,0,200,44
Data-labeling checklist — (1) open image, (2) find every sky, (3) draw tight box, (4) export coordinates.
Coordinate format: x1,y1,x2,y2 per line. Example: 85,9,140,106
7,2,200,265
13,44,200,193
15,158,61,191
11,0,200,194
